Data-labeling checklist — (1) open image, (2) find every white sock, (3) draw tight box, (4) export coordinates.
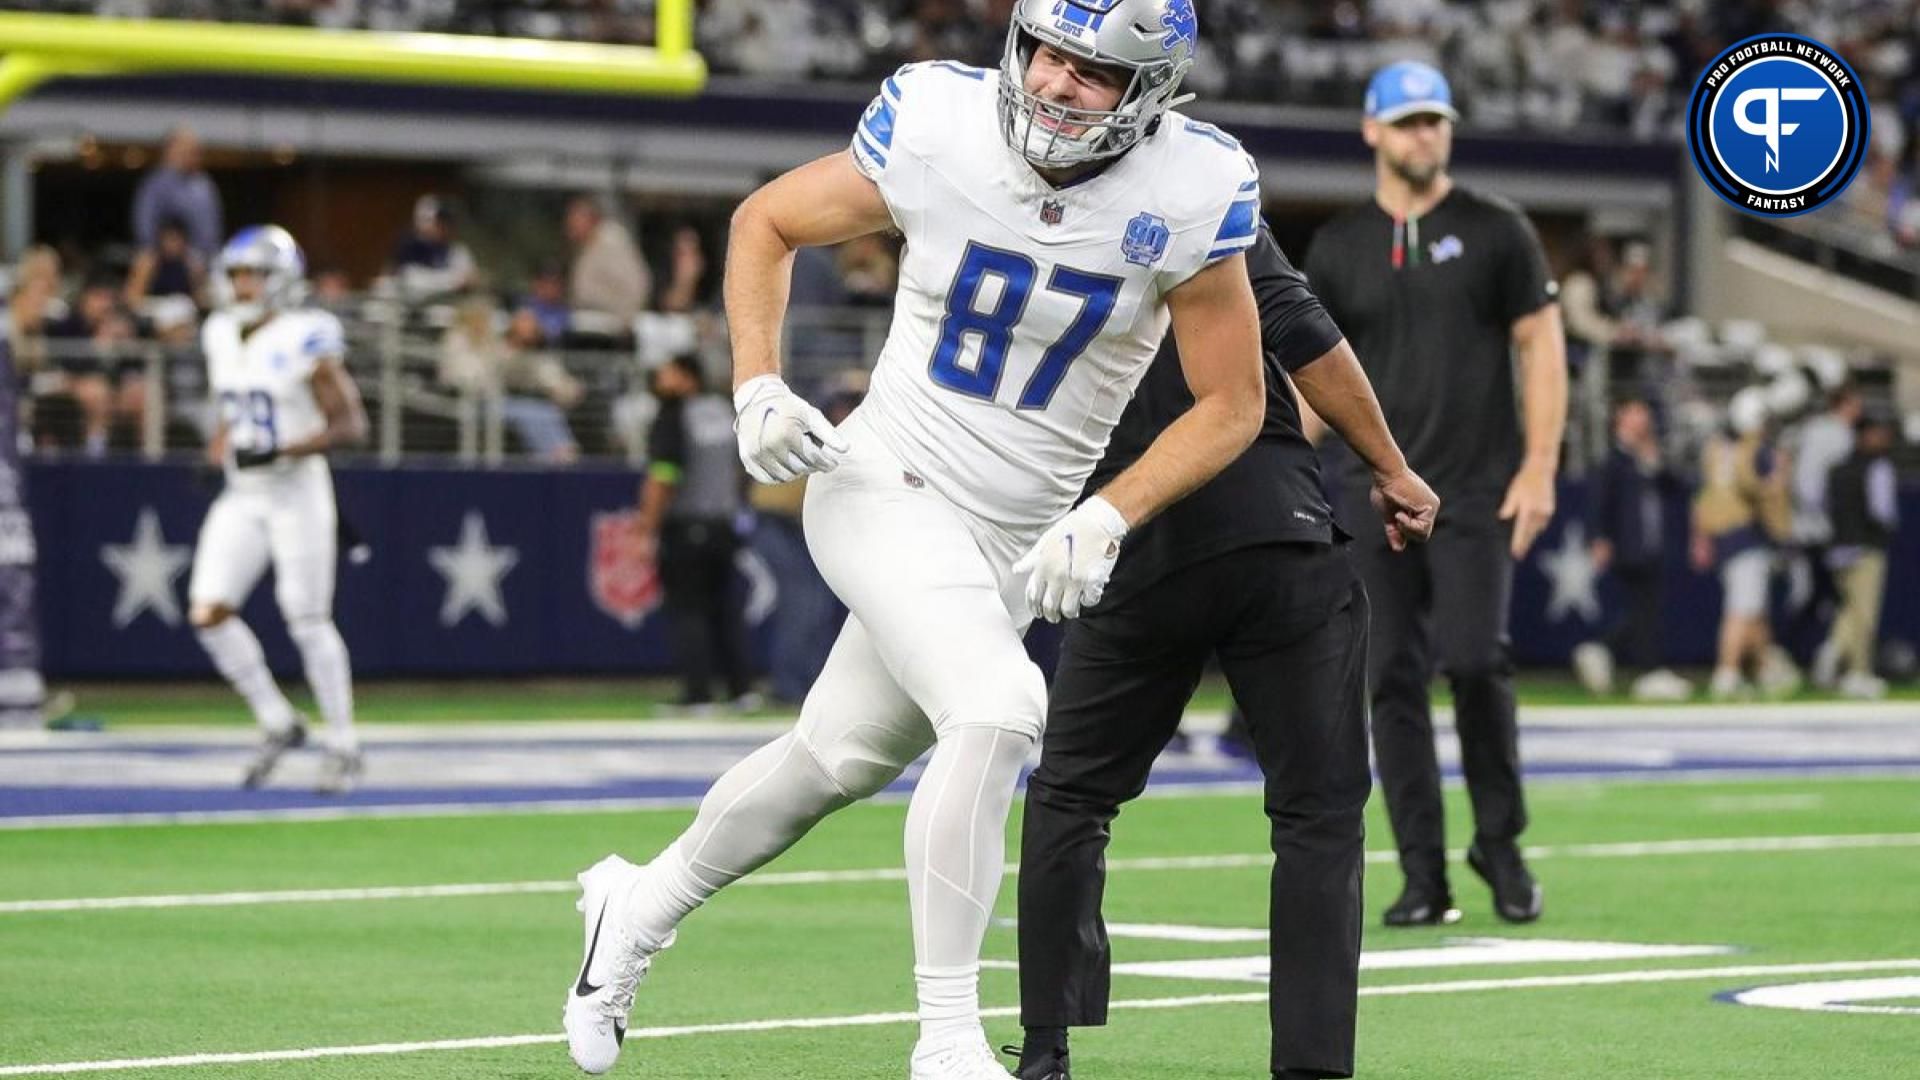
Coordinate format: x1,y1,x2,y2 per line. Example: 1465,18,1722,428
195,619,297,733
904,726,1030,1045
914,964,983,1047
288,617,355,753
624,842,711,950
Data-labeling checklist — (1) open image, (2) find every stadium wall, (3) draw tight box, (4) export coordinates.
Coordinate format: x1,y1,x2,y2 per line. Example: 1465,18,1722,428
26,462,1920,679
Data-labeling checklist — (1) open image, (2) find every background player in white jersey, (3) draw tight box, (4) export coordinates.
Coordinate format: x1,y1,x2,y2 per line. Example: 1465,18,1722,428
187,226,368,794
563,1,1266,1076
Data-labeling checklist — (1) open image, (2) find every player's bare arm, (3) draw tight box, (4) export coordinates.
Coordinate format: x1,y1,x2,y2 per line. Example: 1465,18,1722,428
725,152,893,389
722,152,878,482
204,419,229,467
276,357,368,460
1498,301,1567,558
1094,253,1265,528
1292,338,1439,549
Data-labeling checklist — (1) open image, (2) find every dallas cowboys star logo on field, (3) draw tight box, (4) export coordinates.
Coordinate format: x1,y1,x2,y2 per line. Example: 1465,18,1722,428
100,508,192,629
1538,521,1602,624
428,511,519,628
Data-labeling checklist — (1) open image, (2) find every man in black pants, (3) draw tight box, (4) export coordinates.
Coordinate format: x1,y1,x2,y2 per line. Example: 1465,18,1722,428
1014,223,1438,1080
1578,397,1689,699
1303,62,1567,927
640,354,754,708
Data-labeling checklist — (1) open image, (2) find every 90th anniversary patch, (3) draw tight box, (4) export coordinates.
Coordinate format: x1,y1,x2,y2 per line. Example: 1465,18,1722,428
1686,34,1870,218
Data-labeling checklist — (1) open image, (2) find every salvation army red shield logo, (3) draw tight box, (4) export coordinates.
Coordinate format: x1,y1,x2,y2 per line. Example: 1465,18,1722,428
589,510,661,628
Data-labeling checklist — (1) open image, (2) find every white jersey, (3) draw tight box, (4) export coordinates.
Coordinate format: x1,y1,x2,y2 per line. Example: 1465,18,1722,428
202,307,345,491
848,60,1261,529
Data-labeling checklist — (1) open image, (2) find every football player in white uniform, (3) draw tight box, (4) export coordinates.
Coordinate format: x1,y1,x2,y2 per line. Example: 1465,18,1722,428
563,1,1265,1075
187,226,369,795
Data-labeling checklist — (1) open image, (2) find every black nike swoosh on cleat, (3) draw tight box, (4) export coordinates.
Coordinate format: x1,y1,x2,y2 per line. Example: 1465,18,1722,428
574,902,608,997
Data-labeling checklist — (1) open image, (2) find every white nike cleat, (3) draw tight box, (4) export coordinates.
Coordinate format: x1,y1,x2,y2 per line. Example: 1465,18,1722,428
563,855,673,1075
910,1034,1017,1080
315,749,364,796
240,721,308,790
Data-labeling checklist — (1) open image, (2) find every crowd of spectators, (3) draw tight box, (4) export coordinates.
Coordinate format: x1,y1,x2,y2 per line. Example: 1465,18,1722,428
1562,231,1908,702
11,1,1919,139
21,0,1920,255
4,127,224,455
4,127,897,463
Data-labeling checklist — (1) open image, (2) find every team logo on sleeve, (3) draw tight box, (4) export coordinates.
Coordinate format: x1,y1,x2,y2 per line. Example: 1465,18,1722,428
1121,212,1170,267
1685,34,1868,218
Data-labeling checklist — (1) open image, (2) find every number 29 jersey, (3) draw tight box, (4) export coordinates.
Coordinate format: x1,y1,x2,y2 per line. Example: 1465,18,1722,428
202,307,345,491
847,61,1261,530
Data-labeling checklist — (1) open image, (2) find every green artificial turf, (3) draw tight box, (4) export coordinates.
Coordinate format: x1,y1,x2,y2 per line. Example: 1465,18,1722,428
2,776,1917,1077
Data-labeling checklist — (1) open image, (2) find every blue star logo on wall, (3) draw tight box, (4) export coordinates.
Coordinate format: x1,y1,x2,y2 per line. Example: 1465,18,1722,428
1538,522,1602,625
427,511,520,628
100,508,191,628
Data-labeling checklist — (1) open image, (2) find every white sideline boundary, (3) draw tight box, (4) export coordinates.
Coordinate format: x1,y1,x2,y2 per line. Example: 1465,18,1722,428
1,959,1916,1076
4,832,1918,915
8,766,1920,833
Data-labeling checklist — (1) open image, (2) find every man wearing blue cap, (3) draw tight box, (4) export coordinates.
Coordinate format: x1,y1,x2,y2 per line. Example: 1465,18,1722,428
1305,61,1568,927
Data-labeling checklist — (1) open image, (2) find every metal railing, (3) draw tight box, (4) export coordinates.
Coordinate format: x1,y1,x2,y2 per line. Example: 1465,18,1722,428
16,302,895,464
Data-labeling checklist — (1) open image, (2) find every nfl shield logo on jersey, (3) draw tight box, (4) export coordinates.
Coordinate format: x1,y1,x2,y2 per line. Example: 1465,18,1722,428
589,510,662,629
1040,199,1065,225
1121,211,1170,267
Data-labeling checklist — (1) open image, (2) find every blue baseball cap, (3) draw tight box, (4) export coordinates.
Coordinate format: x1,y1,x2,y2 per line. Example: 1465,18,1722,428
1364,61,1460,124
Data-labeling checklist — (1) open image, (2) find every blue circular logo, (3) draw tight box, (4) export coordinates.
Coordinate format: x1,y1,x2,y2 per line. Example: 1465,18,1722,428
1687,34,1869,217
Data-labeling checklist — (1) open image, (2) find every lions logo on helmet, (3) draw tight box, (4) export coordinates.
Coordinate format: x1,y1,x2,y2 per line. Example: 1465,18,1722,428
998,0,1198,169
211,225,308,324
1159,0,1197,54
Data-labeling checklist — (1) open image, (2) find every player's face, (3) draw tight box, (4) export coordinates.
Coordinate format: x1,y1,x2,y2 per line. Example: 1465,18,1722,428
227,267,265,304
1615,400,1652,444
1024,43,1129,135
1367,113,1453,189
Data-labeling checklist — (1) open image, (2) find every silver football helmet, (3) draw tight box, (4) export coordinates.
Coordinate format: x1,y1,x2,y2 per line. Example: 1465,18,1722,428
211,225,307,323
999,0,1199,169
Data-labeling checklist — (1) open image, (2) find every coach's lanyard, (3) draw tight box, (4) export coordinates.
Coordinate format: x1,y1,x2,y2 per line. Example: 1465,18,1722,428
1391,212,1420,269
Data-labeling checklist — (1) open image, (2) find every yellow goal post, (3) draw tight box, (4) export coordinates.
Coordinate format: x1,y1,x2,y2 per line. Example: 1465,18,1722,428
0,7,706,114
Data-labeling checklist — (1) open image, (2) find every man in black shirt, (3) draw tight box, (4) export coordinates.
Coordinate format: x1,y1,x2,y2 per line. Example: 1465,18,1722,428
1013,223,1438,1080
640,354,754,708
1304,62,1567,928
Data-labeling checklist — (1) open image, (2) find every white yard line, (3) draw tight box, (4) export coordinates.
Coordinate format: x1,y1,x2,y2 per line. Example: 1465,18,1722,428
2,959,1916,1076
4,832,1918,915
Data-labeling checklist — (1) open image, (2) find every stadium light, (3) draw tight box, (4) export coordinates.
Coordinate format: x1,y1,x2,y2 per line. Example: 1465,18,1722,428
0,8,707,114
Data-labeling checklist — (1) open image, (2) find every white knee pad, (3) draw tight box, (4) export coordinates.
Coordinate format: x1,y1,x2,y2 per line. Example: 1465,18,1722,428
933,657,1048,744
795,719,928,801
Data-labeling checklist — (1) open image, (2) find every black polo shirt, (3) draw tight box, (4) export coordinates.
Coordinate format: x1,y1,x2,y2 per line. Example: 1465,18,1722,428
1087,223,1345,604
1303,185,1556,508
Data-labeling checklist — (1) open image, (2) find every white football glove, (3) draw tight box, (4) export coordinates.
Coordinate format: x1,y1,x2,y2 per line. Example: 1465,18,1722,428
732,374,850,484
1013,495,1130,623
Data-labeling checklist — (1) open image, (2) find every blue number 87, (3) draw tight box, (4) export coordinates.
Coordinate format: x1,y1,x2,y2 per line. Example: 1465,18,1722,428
928,241,1122,410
